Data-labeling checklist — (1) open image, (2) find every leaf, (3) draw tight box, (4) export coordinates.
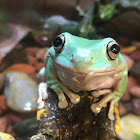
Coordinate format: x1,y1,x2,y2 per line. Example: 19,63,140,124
135,133,140,140
76,5,87,17
117,0,140,11
79,24,95,39
99,4,115,21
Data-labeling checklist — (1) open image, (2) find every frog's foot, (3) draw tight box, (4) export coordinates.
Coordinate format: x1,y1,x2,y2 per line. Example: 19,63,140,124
50,83,80,108
57,93,68,109
56,89,80,108
91,92,119,120
91,89,111,98
62,87,80,104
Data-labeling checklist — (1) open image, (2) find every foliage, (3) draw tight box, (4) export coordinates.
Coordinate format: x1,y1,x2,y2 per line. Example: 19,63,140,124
135,133,140,140
115,0,140,11
79,24,95,39
99,4,116,21
76,1,116,39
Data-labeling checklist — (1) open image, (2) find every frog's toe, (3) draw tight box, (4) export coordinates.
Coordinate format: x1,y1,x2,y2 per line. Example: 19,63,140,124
58,99,68,109
108,111,115,120
90,103,101,114
70,94,80,104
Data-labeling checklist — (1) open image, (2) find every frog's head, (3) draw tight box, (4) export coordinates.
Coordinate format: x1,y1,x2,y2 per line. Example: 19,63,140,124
53,32,120,76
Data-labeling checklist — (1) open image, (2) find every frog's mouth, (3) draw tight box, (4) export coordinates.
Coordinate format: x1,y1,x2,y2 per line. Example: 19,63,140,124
54,62,117,86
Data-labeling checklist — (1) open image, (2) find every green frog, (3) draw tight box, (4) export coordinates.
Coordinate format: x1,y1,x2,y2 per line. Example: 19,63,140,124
38,32,128,121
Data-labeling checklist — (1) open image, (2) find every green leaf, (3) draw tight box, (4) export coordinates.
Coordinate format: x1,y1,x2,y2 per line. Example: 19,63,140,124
117,0,140,11
99,4,115,21
135,133,140,140
79,24,95,39
76,5,87,17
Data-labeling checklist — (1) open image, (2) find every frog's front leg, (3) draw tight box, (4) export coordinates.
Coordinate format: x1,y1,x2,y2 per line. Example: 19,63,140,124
91,71,127,120
46,57,80,109
91,92,118,120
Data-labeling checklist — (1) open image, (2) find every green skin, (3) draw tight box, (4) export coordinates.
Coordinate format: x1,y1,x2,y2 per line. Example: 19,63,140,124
39,32,128,120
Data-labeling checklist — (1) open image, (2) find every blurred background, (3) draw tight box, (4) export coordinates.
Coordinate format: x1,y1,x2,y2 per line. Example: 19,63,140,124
0,0,140,140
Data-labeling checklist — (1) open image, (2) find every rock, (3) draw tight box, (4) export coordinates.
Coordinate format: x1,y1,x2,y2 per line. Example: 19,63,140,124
120,46,137,55
118,114,140,140
28,56,37,66
0,73,5,91
121,76,138,101
8,111,36,124
132,99,140,116
35,62,44,72
30,73,42,84
129,50,140,61
37,88,119,140
0,95,8,115
4,72,38,113
32,18,60,46
131,41,140,48
129,60,140,82
121,90,131,102
104,10,140,40
47,15,78,26
25,47,39,57
129,86,140,98
30,133,46,140
13,117,39,138
36,48,48,62
122,54,134,71
124,102,132,113
127,76,139,89
3,63,36,75
0,115,8,131
119,102,127,116
0,132,15,140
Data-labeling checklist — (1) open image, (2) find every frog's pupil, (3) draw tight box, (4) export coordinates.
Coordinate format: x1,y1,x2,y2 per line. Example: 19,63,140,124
53,37,62,47
111,44,120,54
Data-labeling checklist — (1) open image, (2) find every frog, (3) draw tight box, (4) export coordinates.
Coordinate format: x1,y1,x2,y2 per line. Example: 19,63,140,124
38,32,128,121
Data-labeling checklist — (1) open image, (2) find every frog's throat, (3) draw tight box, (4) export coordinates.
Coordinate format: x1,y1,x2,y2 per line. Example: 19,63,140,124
72,71,94,86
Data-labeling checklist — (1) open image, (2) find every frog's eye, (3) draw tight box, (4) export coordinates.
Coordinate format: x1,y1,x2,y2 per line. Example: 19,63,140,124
107,41,120,60
53,34,65,53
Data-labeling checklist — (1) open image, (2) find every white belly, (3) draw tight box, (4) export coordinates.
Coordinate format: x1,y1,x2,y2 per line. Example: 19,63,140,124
56,67,115,92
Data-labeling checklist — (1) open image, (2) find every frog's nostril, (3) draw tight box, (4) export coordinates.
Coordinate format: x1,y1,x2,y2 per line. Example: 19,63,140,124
71,54,74,62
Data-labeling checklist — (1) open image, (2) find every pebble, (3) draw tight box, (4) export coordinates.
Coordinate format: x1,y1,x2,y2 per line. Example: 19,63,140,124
131,41,140,48
0,132,15,140
3,63,36,75
24,47,39,57
35,62,44,72
30,73,42,84
0,115,9,132
27,56,37,66
130,60,140,80
119,102,128,116
36,48,48,62
121,76,138,101
0,95,8,115
127,76,139,89
0,73,5,91
13,117,39,138
132,99,140,116
129,86,140,98
120,46,137,54
129,50,140,61
118,114,140,140
122,54,134,70
4,72,38,113
121,90,131,101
